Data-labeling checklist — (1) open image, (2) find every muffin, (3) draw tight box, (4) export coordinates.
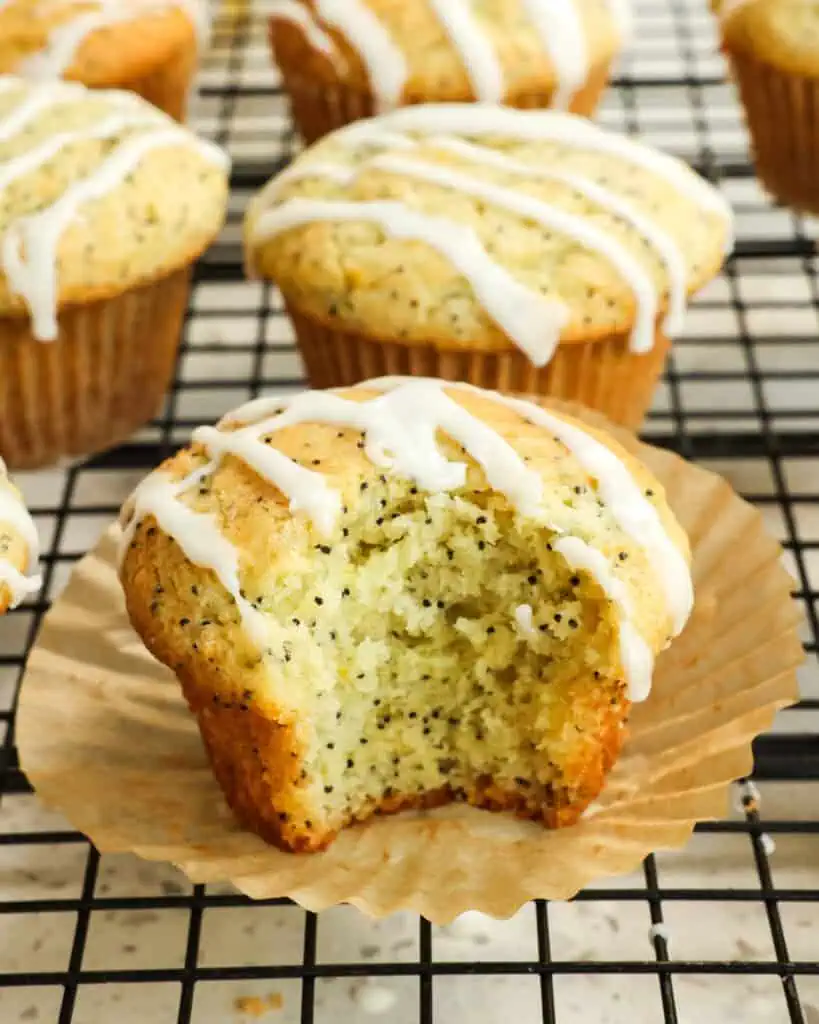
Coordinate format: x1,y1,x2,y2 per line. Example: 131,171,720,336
0,458,40,614
715,0,819,213
268,0,632,143
0,76,229,470
119,377,693,853
244,104,732,429
0,0,209,122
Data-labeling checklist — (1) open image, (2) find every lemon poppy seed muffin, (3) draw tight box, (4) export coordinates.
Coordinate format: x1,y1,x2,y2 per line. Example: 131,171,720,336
245,104,732,429
268,0,632,142
119,377,693,853
0,458,40,614
0,0,209,121
0,76,229,469
715,0,819,213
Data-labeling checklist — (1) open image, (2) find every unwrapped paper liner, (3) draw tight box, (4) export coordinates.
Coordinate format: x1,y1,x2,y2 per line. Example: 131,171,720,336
17,406,803,922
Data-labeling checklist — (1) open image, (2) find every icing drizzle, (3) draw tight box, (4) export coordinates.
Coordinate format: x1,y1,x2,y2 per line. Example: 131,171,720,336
120,378,693,701
18,0,211,79
270,0,631,110
250,104,730,363
0,458,41,609
0,79,229,341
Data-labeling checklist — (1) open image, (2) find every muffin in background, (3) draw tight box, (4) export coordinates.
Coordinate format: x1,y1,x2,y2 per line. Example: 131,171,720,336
268,0,632,143
0,0,209,121
119,377,692,852
0,459,40,615
0,76,229,470
244,104,732,429
716,0,819,214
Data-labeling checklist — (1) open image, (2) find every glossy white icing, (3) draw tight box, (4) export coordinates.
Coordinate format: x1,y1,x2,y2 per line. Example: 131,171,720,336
251,197,567,365
121,378,692,701
426,0,504,103
367,152,659,353
269,0,342,63
0,458,41,608
19,0,210,79
482,388,693,633
0,81,228,341
341,105,733,242
419,135,688,336
312,0,407,111
520,0,587,109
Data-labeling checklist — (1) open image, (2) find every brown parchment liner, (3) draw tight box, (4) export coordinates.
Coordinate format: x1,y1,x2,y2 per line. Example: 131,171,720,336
16,404,803,922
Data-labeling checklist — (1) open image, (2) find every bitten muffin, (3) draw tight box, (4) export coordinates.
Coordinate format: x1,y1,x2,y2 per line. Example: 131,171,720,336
0,76,229,470
268,0,632,142
244,104,732,429
715,0,819,214
0,0,208,122
0,458,40,614
119,377,693,853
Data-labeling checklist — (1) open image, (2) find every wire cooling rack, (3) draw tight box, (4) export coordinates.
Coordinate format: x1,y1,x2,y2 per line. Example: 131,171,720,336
1,0,818,1021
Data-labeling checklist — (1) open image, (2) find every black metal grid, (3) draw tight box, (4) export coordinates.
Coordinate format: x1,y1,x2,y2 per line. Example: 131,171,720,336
1,0,818,1020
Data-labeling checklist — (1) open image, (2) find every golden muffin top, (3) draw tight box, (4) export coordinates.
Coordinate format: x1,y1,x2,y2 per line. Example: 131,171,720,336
0,76,229,339
269,0,630,109
120,377,693,707
0,457,40,614
716,0,819,76
245,104,732,365
0,0,207,83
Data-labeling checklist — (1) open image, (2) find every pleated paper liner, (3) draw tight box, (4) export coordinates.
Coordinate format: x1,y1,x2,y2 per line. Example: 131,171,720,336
728,49,819,215
0,268,191,471
291,305,670,430
17,404,802,922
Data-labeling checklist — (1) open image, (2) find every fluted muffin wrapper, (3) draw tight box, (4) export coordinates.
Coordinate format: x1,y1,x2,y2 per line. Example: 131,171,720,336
291,306,669,430
16,402,801,921
271,20,612,144
0,268,191,471
727,48,819,215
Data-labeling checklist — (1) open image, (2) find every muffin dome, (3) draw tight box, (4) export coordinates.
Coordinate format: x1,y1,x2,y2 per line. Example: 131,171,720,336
0,0,207,84
0,76,229,341
269,0,630,110
0,458,40,614
246,104,732,368
716,0,819,77
119,377,692,852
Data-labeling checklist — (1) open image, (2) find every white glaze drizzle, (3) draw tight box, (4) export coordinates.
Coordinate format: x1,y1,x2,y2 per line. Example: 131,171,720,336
340,105,733,244
270,1,632,112
426,0,504,103
519,0,587,109
19,0,210,79
514,603,535,635
480,387,693,632
312,0,407,112
251,197,567,365
419,135,688,336
553,535,653,701
119,463,270,647
366,153,659,353
268,0,342,64
0,84,228,341
0,111,165,191
0,81,88,142
0,458,42,608
121,378,692,700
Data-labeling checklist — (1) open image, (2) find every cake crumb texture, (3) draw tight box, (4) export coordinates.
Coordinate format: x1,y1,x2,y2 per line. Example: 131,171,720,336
0,459,38,614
